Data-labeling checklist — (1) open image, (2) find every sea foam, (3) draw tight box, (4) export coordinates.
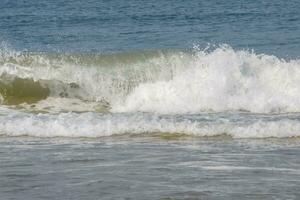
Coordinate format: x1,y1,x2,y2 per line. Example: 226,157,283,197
1,45,300,114
1,107,300,138
113,46,300,114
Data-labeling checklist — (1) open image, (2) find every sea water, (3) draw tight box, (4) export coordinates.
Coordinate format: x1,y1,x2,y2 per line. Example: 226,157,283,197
1,0,300,199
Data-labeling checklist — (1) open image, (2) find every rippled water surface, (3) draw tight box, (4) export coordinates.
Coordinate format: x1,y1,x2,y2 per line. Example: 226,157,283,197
1,0,300,56
1,137,300,200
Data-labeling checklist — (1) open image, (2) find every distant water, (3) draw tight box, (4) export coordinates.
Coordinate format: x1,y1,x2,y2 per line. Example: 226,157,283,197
1,0,300,56
1,0,300,199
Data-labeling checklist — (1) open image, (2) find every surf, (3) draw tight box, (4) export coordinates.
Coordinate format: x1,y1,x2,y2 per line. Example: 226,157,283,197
1,45,300,114
1,108,300,138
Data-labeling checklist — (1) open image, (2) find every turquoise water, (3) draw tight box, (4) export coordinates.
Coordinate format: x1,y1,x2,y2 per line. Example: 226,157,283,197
2,0,300,199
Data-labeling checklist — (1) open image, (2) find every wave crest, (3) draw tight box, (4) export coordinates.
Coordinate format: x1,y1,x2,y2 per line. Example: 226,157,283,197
2,45,300,114
113,45,300,113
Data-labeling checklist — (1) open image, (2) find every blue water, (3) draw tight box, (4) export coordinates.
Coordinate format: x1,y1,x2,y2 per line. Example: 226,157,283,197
2,1,300,199
1,0,300,57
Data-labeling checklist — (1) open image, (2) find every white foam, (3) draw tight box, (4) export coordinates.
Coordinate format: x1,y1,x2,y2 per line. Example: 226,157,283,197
1,108,300,138
18,97,109,113
0,49,183,104
2,45,300,114
113,46,300,114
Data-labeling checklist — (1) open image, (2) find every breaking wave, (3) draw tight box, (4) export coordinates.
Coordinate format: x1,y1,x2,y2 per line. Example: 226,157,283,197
2,44,300,138
1,107,300,138
1,44,300,114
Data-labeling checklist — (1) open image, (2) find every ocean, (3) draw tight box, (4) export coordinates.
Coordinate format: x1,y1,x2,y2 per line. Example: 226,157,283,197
1,0,300,199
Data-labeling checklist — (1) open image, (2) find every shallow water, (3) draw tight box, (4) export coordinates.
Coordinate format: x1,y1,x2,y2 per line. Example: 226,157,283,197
1,136,300,200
